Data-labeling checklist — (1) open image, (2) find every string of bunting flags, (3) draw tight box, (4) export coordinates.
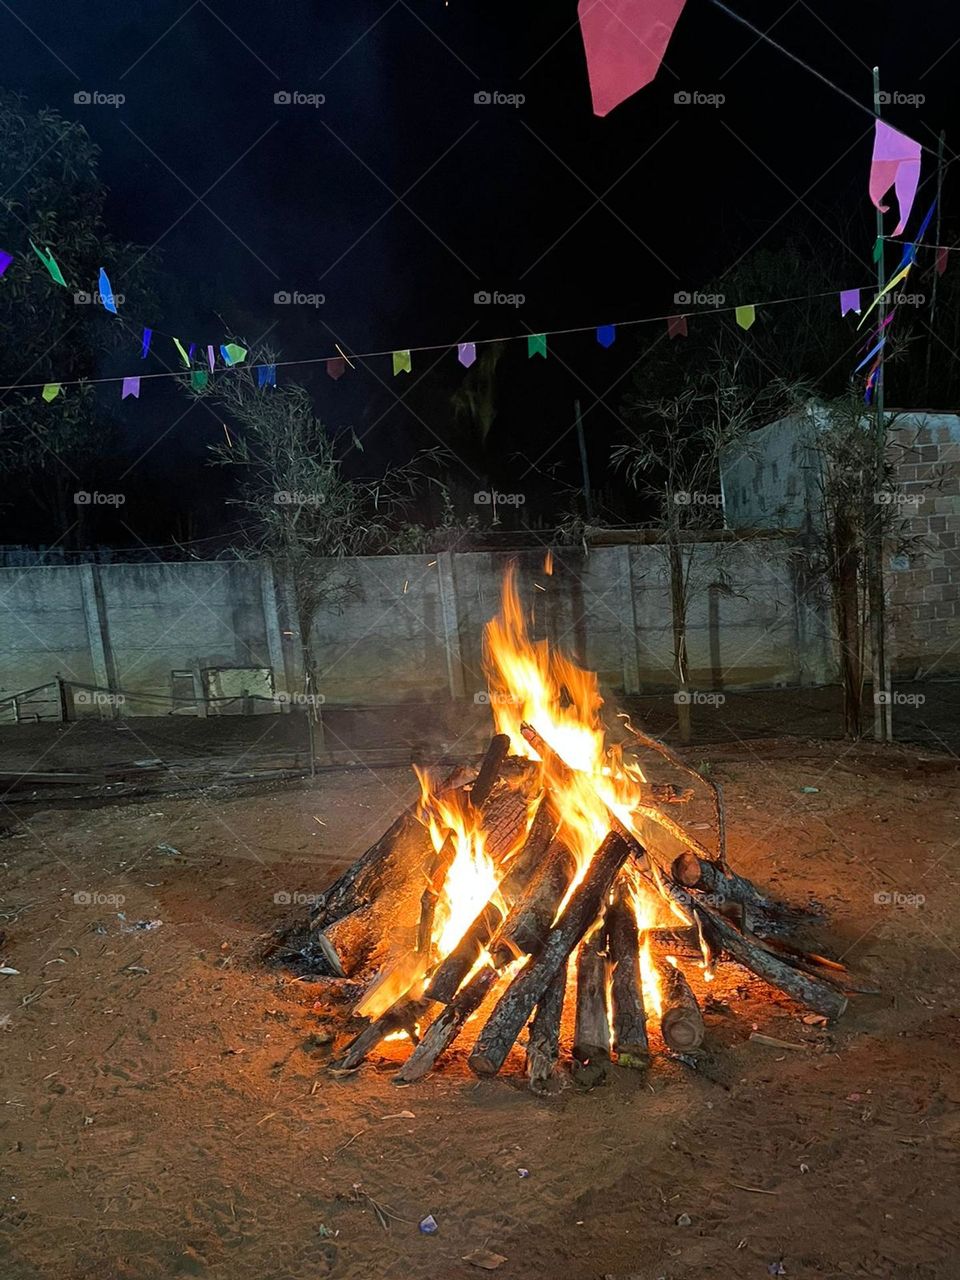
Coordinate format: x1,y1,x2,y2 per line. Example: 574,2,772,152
0,278,903,403
0,112,946,407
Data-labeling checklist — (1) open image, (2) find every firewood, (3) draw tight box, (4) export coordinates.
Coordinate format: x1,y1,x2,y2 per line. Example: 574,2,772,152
425,817,569,1005
619,716,729,870
525,967,565,1090
394,966,499,1083
606,882,649,1066
417,734,511,954
468,830,632,1078
333,998,431,1071
573,927,610,1066
671,849,768,907
652,954,705,1052
682,887,848,1020
309,764,473,932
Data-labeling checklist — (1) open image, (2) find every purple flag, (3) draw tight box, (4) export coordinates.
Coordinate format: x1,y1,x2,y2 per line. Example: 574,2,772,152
458,342,477,368
0,250,12,277
121,376,141,400
840,289,861,317
188,342,197,360
870,121,921,237
207,344,216,371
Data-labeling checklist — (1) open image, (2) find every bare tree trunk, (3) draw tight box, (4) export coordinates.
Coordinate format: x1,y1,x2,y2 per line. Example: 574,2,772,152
834,509,863,739
668,540,692,743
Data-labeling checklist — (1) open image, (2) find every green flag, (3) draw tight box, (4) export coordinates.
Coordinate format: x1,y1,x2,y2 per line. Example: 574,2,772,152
190,369,209,391
872,236,883,263
527,333,547,359
735,305,756,331
392,349,412,375
30,241,67,287
173,337,191,368
41,382,62,402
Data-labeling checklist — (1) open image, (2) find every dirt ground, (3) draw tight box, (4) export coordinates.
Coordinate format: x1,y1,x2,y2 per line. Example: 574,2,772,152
2,736,959,1279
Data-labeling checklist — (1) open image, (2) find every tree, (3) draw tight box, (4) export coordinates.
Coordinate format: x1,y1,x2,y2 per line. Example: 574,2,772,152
197,352,446,702
0,92,153,546
614,351,799,741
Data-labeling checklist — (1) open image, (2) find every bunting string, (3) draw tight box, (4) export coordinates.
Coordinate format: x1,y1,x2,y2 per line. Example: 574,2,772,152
0,283,884,398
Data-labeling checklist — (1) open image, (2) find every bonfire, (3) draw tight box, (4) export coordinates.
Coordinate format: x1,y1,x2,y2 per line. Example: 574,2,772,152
270,566,856,1088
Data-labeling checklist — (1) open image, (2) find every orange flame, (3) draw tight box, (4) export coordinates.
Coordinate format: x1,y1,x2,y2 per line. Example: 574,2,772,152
482,565,645,891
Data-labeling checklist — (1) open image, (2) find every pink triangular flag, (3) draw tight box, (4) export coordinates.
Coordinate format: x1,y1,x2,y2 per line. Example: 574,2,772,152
458,342,477,368
578,0,687,116
327,357,345,380
936,246,949,277
121,376,140,400
667,314,687,339
870,120,921,237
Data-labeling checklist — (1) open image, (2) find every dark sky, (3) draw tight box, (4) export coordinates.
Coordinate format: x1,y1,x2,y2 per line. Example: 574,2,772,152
2,0,958,540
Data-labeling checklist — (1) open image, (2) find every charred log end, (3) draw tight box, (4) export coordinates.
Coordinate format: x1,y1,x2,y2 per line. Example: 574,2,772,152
467,1051,500,1078
661,1008,704,1052
672,849,704,888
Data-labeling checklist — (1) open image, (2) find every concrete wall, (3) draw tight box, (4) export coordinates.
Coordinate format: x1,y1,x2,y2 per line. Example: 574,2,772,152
0,540,836,716
720,408,960,676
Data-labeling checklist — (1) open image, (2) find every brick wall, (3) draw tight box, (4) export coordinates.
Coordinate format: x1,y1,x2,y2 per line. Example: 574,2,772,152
887,414,960,675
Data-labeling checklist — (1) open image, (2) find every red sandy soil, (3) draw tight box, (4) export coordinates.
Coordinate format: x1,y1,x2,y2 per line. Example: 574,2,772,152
1,739,959,1279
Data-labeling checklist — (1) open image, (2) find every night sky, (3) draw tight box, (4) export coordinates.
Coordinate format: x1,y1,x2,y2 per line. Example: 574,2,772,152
2,1,958,544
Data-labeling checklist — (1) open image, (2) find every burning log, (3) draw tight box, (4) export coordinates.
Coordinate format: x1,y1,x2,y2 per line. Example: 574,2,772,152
417,734,511,954
573,926,610,1068
424,797,560,1003
652,953,705,1052
394,965,500,1084
310,765,473,934
681,886,848,1020
670,849,768,908
620,716,730,871
468,830,632,1078
525,967,566,1091
605,882,649,1067
334,998,430,1071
